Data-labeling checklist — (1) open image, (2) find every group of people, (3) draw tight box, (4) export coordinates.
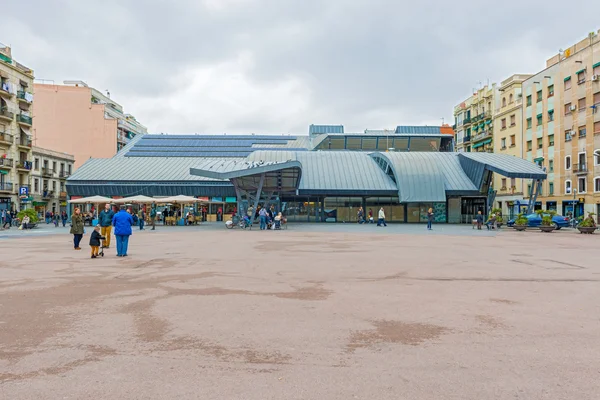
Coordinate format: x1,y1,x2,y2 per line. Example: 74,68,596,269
250,205,283,230
356,207,390,227
1,209,16,229
71,203,136,258
44,211,69,227
475,211,498,230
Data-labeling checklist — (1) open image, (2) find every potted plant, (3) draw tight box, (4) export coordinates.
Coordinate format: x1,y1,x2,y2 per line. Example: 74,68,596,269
536,209,556,232
17,208,39,229
577,212,597,234
490,208,503,228
513,213,528,231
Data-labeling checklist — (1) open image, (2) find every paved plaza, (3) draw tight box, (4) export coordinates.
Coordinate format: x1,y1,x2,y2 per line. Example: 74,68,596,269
0,224,599,399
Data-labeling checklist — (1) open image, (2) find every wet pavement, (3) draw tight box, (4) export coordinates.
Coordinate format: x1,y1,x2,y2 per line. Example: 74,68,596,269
0,225,598,399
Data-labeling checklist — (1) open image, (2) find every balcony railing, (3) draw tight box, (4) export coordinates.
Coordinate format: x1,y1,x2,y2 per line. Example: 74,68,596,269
16,160,32,170
463,135,471,142
463,117,471,124
0,182,12,192
18,113,32,125
59,171,71,179
19,137,32,147
0,158,14,168
0,132,13,144
472,131,492,142
16,90,32,102
42,167,54,176
573,163,588,174
0,107,14,121
42,190,55,199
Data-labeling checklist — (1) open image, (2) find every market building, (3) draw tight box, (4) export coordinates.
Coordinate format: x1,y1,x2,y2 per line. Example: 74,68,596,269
30,146,75,216
0,42,34,214
67,125,546,223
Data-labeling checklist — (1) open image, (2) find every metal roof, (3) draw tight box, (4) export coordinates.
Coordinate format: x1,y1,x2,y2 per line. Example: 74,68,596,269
190,160,302,180
68,157,245,182
247,151,397,194
458,152,547,179
395,126,442,134
309,125,344,134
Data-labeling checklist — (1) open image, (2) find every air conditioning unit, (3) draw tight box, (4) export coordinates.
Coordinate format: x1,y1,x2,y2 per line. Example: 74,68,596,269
570,105,577,111
593,74,600,81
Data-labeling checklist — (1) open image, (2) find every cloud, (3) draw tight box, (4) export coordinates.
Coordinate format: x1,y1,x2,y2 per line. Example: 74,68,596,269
4,0,600,134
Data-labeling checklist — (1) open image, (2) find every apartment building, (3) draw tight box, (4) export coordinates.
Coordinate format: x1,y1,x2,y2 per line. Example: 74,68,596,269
33,81,147,169
0,42,34,214
30,146,74,216
493,74,531,218
523,30,600,218
453,85,497,153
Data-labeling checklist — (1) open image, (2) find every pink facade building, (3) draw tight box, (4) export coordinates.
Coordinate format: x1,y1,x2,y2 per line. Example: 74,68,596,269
33,82,147,169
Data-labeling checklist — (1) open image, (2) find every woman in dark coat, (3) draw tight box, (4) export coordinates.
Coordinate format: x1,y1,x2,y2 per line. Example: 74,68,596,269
70,208,84,250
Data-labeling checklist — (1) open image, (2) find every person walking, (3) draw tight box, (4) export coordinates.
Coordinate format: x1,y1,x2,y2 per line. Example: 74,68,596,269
475,211,484,230
259,206,268,230
377,207,387,227
368,208,374,224
61,211,68,227
2,209,11,229
98,203,115,249
150,204,157,230
112,205,134,257
138,208,146,230
357,207,364,224
70,207,84,250
426,207,434,230
89,225,105,259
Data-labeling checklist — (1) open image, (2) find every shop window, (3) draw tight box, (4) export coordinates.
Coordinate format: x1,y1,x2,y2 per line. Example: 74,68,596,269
565,180,572,194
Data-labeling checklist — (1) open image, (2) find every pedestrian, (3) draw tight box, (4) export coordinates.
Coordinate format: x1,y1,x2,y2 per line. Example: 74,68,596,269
150,203,157,230
53,213,59,227
45,210,51,224
138,208,146,230
61,211,67,227
368,208,374,223
2,210,11,229
476,211,484,230
377,207,387,227
217,206,223,222
98,203,115,249
70,207,84,250
357,207,364,224
89,225,105,259
427,207,434,230
486,213,497,230
259,206,268,230
1,209,5,229
112,205,134,257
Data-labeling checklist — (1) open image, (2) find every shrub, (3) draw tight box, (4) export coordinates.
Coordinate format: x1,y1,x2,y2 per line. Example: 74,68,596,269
17,208,39,223
515,213,528,226
536,209,556,226
579,213,597,228
490,208,503,223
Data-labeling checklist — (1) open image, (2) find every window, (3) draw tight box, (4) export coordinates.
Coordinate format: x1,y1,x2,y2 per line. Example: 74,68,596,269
565,77,572,90
509,94,513,103
52,161,56,171
578,97,586,110
34,178,39,192
34,158,39,170
565,180,572,194
548,85,554,97
537,114,543,125
596,121,600,134
502,97,506,107
595,177,600,193
577,70,586,84
52,181,56,191
595,64,600,76
60,182,65,192
510,114,516,126
527,184,532,196
537,90,543,102
548,134,555,147
501,138,506,149
549,182,554,195
43,160,48,169
549,159,554,172
501,118,506,129
510,135,516,146
526,118,532,129
527,140,532,151
579,126,587,138
526,95,532,106
510,178,516,189
565,156,571,170
565,103,572,114
501,178,507,189
595,150,600,166
548,110,554,121
594,92,600,106
68,164,72,175
565,130,573,141
60,163,65,174
578,177,586,193
537,137,543,149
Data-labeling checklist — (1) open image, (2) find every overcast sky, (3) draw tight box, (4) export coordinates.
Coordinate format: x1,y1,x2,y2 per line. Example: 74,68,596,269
4,0,600,134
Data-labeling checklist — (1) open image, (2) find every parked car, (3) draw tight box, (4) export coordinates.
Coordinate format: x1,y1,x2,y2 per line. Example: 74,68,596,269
506,213,570,229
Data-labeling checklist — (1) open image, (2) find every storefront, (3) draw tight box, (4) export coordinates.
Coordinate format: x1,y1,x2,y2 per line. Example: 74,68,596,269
562,200,584,219
0,197,11,213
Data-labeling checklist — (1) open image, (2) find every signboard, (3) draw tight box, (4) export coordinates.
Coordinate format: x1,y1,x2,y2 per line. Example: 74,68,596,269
197,197,209,201
225,197,237,203
19,186,29,196
0,197,10,203
211,197,223,202
579,198,585,203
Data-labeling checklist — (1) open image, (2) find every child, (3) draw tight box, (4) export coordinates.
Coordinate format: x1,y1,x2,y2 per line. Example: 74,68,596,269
89,225,106,259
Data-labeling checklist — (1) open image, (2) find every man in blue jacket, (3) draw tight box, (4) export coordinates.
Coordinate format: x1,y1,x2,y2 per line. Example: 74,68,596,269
98,203,115,248
112,205,134,257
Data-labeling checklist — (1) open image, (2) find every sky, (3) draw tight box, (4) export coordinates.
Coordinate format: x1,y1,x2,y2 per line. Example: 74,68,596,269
3,0,600,134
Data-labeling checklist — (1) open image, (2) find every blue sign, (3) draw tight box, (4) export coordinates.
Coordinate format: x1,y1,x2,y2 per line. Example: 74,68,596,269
19,186,29,196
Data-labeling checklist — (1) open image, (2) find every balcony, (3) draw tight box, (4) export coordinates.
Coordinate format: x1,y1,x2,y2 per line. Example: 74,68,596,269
0,86,13,99
17,113,32,126
0,158,13,169
16,160,32,171
42,167,54,177
472,131,492,142
0,107,14,122
59,171,71,179
573,163,588,175
58,191,67,199
0,182,12,193
42,190,55,199
463,135,471,143
18,137,32,149
463,117,472,125
0,132,13,146
16,90,32,103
